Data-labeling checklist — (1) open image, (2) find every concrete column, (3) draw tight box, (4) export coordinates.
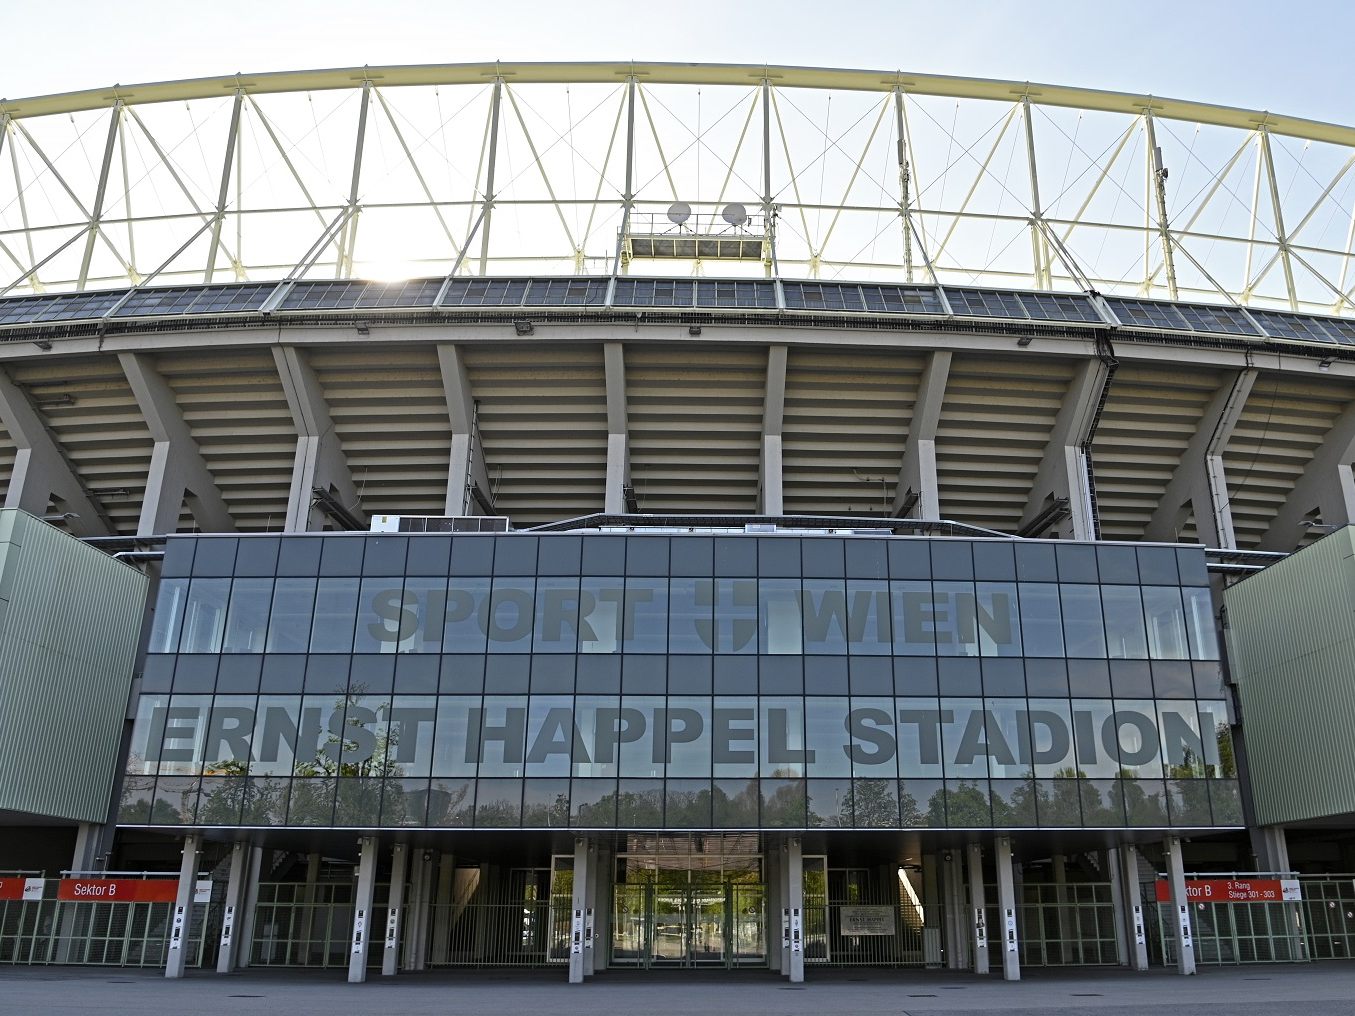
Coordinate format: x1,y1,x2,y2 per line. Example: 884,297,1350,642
778,840,792,973
921,854,944,968
274,345,364,531
1164,836,1196,975
236,847,264,969
121,351,233,535
1145,368,1257,549
0,367,111,535
164,832,201,978
1255,826,1291,873
765,842,782,973
1260,400,1355,550
967,842,989,975
944,850,968,970
786,836,804,983
382,843,408,976
1052,854,1075,963
299,852,321,963
348,835,379,983
759,344,787,514
892,350,951,519
216,841,249,973
994,836,1020,981
590,841,612,973
1020,357,1111,540
1116,845,1150,971
603,342,631,514
1106,848,1129,967
584,838,600,975
428,852,455,965
401,849,430,972
439,345,491,516
568,837,591,984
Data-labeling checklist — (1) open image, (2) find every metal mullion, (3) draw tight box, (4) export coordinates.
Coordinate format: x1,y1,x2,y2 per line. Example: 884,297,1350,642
78,101,124,289
205,91,244,283
477,77,505,276
335,80,372,279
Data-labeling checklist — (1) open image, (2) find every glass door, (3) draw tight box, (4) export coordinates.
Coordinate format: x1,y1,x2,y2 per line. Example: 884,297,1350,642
650,876,690,966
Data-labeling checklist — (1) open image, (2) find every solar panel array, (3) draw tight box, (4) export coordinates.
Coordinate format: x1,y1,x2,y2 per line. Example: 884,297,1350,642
1,276,1353,351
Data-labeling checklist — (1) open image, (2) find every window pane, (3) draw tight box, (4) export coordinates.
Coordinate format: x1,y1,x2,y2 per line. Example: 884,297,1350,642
180,579,230,652
1061,584,1106,657
486,578,535,652
760,697,807,777
353,577,404,653
976,582,1020,656
801,579,848,654
310,577,360,653
1183,588,1219,659
760,578,803,654
712,696,758,778
1019,583,1063,657
1102,586,1147,659
266,578,316,653
580,577,622,653
664,696,711,778
1143,587,1188,660
941,698,987,777
669,578,710,654
896,697,945,779
444,577,490,653
222,578,272,653
148,578,189,653
847,580,891,655
624,579,668,653
432,697,481,777
805,697,850,777
534,577,581,653
890,581,935,655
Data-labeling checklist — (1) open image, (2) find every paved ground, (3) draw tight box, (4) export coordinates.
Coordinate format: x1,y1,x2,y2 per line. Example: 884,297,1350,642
4,963,1355,1016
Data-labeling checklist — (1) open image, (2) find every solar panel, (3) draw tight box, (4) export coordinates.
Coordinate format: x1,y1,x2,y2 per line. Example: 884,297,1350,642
440,278,530,306
1174,303,1260,336
1321,316,1355,346
0,295,63,326
612,279,694,307
860,284,945,315
782,282,862,312
187,285,274,314
1104,298,1191,331
1249,311,1336,344
946,288,1026,319
522,279,607,306
694,280,776,309
1019,292,1102,323
280,279,441,312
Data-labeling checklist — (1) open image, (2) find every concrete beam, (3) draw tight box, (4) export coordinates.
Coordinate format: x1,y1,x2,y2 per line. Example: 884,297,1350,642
273,345,362,532
603,342,630,514
758,344,788,515
0,367,111,535
437,344,491,515
1259,401,1355,550
120,352,233,536
892,350,951,519
1020,357,1110,540
1144,368,1257,549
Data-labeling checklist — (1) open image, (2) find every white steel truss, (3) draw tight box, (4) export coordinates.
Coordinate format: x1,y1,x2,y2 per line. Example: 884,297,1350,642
1,62,1354,315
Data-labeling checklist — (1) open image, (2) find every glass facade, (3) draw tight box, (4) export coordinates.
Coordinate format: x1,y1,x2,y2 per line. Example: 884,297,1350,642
121,533,1239,831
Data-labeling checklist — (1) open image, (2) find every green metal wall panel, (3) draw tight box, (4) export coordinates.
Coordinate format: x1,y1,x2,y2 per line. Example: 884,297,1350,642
0,510,147,824
1224,527,1355,826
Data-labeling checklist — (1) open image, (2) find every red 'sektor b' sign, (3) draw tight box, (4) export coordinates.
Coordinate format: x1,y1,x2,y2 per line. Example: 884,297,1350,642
57,879,179,903
1153,878,1301,903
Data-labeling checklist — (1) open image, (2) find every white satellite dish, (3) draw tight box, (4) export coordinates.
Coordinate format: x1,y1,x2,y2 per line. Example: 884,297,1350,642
667,201,692,225
722,202,749,227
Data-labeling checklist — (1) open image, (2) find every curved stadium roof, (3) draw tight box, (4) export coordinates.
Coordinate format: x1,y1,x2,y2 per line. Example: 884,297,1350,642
1,64,1354,554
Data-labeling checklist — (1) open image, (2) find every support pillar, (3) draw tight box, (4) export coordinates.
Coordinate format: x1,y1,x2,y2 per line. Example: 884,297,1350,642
1116,845,1150,970
568,837,592,984
382,843,408,976
603,342,631,514
759,344,787,514
429,852,455,965
236,847,264,969
1255,826,1291,873
778,840,791,973
1164,836,1196,975
1052,854,1074,963
944,850,968,970
765,842,782,973
274,345,363,531
348,835,378,983
439,345,491,516
402,850,432,972
1106,848,1129,967
165,832,201,979
967,842,989,974
994,836,1020,981
892,350,951,519
786,836,804,983
1020,358,1110,540
216,841,249,973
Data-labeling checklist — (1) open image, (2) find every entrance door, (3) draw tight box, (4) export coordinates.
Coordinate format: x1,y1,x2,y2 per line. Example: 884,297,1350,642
612,880,766,968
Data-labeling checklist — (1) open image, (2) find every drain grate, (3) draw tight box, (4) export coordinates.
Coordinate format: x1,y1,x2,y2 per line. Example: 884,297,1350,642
908,994,938,998
227,995,265,999
1071,993,1104,997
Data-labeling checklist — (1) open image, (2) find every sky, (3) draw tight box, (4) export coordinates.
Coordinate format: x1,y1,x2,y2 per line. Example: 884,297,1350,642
2,0,1353,129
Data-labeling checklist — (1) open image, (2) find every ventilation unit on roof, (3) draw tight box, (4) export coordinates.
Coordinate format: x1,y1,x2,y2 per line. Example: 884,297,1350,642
369,515,510,534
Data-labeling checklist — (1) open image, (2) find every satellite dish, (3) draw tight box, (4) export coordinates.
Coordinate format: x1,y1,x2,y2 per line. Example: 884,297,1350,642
722,202,749,227
667,201,692,225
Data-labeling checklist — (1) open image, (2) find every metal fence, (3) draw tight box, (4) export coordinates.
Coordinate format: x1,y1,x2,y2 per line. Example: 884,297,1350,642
803,868,924,967
1013,882,1119,966
0,872,209,968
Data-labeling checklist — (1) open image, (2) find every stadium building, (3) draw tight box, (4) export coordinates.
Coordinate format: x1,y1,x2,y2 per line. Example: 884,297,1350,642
1,62,1355,983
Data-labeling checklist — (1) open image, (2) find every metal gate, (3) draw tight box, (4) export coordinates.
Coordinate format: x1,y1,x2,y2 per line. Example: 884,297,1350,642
803,865,924,967
1148,884,1304,965
1300,877,1355,960
1014,882,1118,966
0,871,209,967
425,865,570,968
